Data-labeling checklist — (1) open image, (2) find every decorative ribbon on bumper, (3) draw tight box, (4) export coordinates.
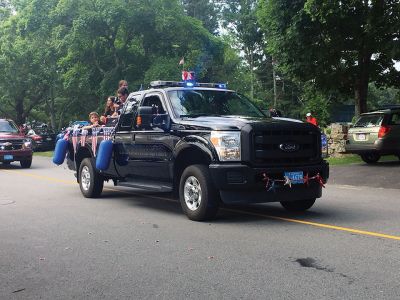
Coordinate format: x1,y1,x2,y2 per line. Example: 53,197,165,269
262,172,325,192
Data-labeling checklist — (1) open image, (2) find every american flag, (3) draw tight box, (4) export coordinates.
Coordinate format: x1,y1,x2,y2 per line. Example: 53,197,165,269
72,129,79,153
91,127,101,157
103,127,113,140
80,130,87,147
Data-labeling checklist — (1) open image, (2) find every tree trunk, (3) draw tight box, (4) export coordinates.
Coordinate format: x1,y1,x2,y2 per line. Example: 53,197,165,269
15,94,25,126
354,53,371,116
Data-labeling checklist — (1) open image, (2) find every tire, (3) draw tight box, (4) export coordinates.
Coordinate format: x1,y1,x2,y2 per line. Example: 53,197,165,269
79,158,104,198
3,161,11,165
360,153,381,164
179,164,220,221
280,198,316,212
20,159,32,168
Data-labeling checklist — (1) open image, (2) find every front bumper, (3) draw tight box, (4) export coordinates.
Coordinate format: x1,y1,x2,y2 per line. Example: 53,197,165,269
0,149,32,162
209,161,329,204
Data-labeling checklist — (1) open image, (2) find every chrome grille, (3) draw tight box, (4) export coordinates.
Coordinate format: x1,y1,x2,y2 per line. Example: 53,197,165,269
0,139,24,150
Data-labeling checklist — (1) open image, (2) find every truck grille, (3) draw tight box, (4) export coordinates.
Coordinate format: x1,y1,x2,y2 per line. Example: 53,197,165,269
252,129,320,166
0,139,24,150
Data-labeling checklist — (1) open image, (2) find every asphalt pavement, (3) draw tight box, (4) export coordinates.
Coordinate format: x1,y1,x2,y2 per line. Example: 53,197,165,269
1,157,400,299
329,158,400,189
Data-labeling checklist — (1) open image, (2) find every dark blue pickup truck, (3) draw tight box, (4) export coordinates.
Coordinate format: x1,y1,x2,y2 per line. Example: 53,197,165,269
56,81,329,221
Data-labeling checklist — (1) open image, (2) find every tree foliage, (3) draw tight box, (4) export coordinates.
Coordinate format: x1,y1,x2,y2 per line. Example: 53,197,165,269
258,0,400,116
0,0,225,127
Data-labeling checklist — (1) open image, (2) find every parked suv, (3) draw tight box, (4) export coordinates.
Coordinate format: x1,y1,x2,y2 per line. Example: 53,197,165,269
345,106,400,163
0,118,33,168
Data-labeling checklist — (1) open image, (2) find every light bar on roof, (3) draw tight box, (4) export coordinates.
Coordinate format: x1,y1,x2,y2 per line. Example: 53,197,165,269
150,80,228,89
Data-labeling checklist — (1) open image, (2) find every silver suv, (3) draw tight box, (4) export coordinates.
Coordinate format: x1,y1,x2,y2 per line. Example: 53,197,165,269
345,107,400,163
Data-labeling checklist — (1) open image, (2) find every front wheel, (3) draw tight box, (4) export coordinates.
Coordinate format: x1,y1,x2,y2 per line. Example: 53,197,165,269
360,153,380,164
20,159,32,168
79,158,104,198
179,164,220,221
280,198,316,211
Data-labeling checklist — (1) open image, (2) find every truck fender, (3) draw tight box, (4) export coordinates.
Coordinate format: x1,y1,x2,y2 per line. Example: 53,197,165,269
173,135,217,162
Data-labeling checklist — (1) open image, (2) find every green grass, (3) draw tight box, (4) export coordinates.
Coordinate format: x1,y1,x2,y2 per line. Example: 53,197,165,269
327,154,398,165
33,151,54,157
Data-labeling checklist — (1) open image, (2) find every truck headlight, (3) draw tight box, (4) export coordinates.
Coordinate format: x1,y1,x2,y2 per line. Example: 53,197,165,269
210,131,241,161
23,139,32,149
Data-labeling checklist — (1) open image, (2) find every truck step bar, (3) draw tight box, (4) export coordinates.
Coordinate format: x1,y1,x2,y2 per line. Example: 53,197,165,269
117,179,172,192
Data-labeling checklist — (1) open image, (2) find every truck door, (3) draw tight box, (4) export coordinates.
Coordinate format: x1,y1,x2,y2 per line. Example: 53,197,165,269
113,95,140,178
129,92,173,181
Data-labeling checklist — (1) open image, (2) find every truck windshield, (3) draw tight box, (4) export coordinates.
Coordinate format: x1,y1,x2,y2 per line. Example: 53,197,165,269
0,120,18,133
168,90,265,118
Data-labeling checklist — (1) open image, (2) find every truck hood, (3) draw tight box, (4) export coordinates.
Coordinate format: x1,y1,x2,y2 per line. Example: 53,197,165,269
0,132,26,139
177,115,314,131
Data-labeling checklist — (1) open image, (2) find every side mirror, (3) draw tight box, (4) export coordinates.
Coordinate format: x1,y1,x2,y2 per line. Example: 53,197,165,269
136,106,154,129
136,106,171,131
153,114,171,131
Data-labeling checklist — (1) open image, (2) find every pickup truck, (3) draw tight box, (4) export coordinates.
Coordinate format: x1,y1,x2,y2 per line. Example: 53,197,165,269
57,81,329,221
0,118,33,168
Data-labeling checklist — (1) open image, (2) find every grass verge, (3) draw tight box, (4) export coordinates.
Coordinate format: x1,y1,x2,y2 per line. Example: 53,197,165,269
327,154,398,166
33,151,54,157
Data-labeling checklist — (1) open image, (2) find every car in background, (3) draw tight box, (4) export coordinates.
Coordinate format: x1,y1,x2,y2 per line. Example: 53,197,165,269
26,126,57,151
345,106,400,163
0,118,33,168
55,121,90,142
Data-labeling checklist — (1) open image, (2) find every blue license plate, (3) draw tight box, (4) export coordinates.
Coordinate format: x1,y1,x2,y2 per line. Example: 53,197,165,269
4,154,13,160
284,171,303,184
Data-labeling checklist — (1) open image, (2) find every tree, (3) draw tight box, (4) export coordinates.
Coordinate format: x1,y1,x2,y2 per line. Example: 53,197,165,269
181,0,219,34
0,0,225,127
221,0,267,101
258,0,400,116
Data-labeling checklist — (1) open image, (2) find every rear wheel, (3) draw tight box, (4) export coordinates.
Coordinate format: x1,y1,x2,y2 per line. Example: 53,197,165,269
280,198,316,211
79,158,104,198
20,159,32,168
360,153,381,164
179,164,220,221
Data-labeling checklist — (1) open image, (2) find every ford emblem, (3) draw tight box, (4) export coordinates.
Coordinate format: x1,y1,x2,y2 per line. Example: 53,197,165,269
279,142,300,152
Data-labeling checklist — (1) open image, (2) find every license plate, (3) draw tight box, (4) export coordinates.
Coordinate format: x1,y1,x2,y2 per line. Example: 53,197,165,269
284,171,303,184
46,137,52,141
357,134,366,140
4,154,13,160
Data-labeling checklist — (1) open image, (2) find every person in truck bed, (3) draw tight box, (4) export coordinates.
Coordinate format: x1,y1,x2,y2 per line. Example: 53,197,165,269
100,96,118,124
82,112,104,130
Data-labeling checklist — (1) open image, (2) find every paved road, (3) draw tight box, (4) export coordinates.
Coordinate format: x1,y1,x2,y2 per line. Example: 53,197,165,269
1,157,400,299
330,158,400,189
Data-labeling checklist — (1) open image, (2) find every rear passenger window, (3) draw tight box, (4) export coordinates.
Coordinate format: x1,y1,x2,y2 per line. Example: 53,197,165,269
389,113,400,125
354,114,384,127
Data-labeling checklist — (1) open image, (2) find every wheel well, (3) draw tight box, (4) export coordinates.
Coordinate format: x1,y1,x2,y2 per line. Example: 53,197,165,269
173,147,211,196
75,148,92,182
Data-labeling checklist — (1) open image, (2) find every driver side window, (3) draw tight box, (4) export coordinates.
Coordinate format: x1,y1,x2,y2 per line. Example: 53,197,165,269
138,94,169,131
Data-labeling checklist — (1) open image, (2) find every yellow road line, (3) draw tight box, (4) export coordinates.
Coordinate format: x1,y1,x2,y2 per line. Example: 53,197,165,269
1,169,75,185
2,168,400,241
222,208,400,241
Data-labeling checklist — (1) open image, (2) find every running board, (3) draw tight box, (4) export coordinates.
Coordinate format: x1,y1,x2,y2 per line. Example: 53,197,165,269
117,179,172,192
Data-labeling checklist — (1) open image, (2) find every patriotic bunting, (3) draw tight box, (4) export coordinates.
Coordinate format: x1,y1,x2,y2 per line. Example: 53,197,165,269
262,172,325,193
66,127,116,155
